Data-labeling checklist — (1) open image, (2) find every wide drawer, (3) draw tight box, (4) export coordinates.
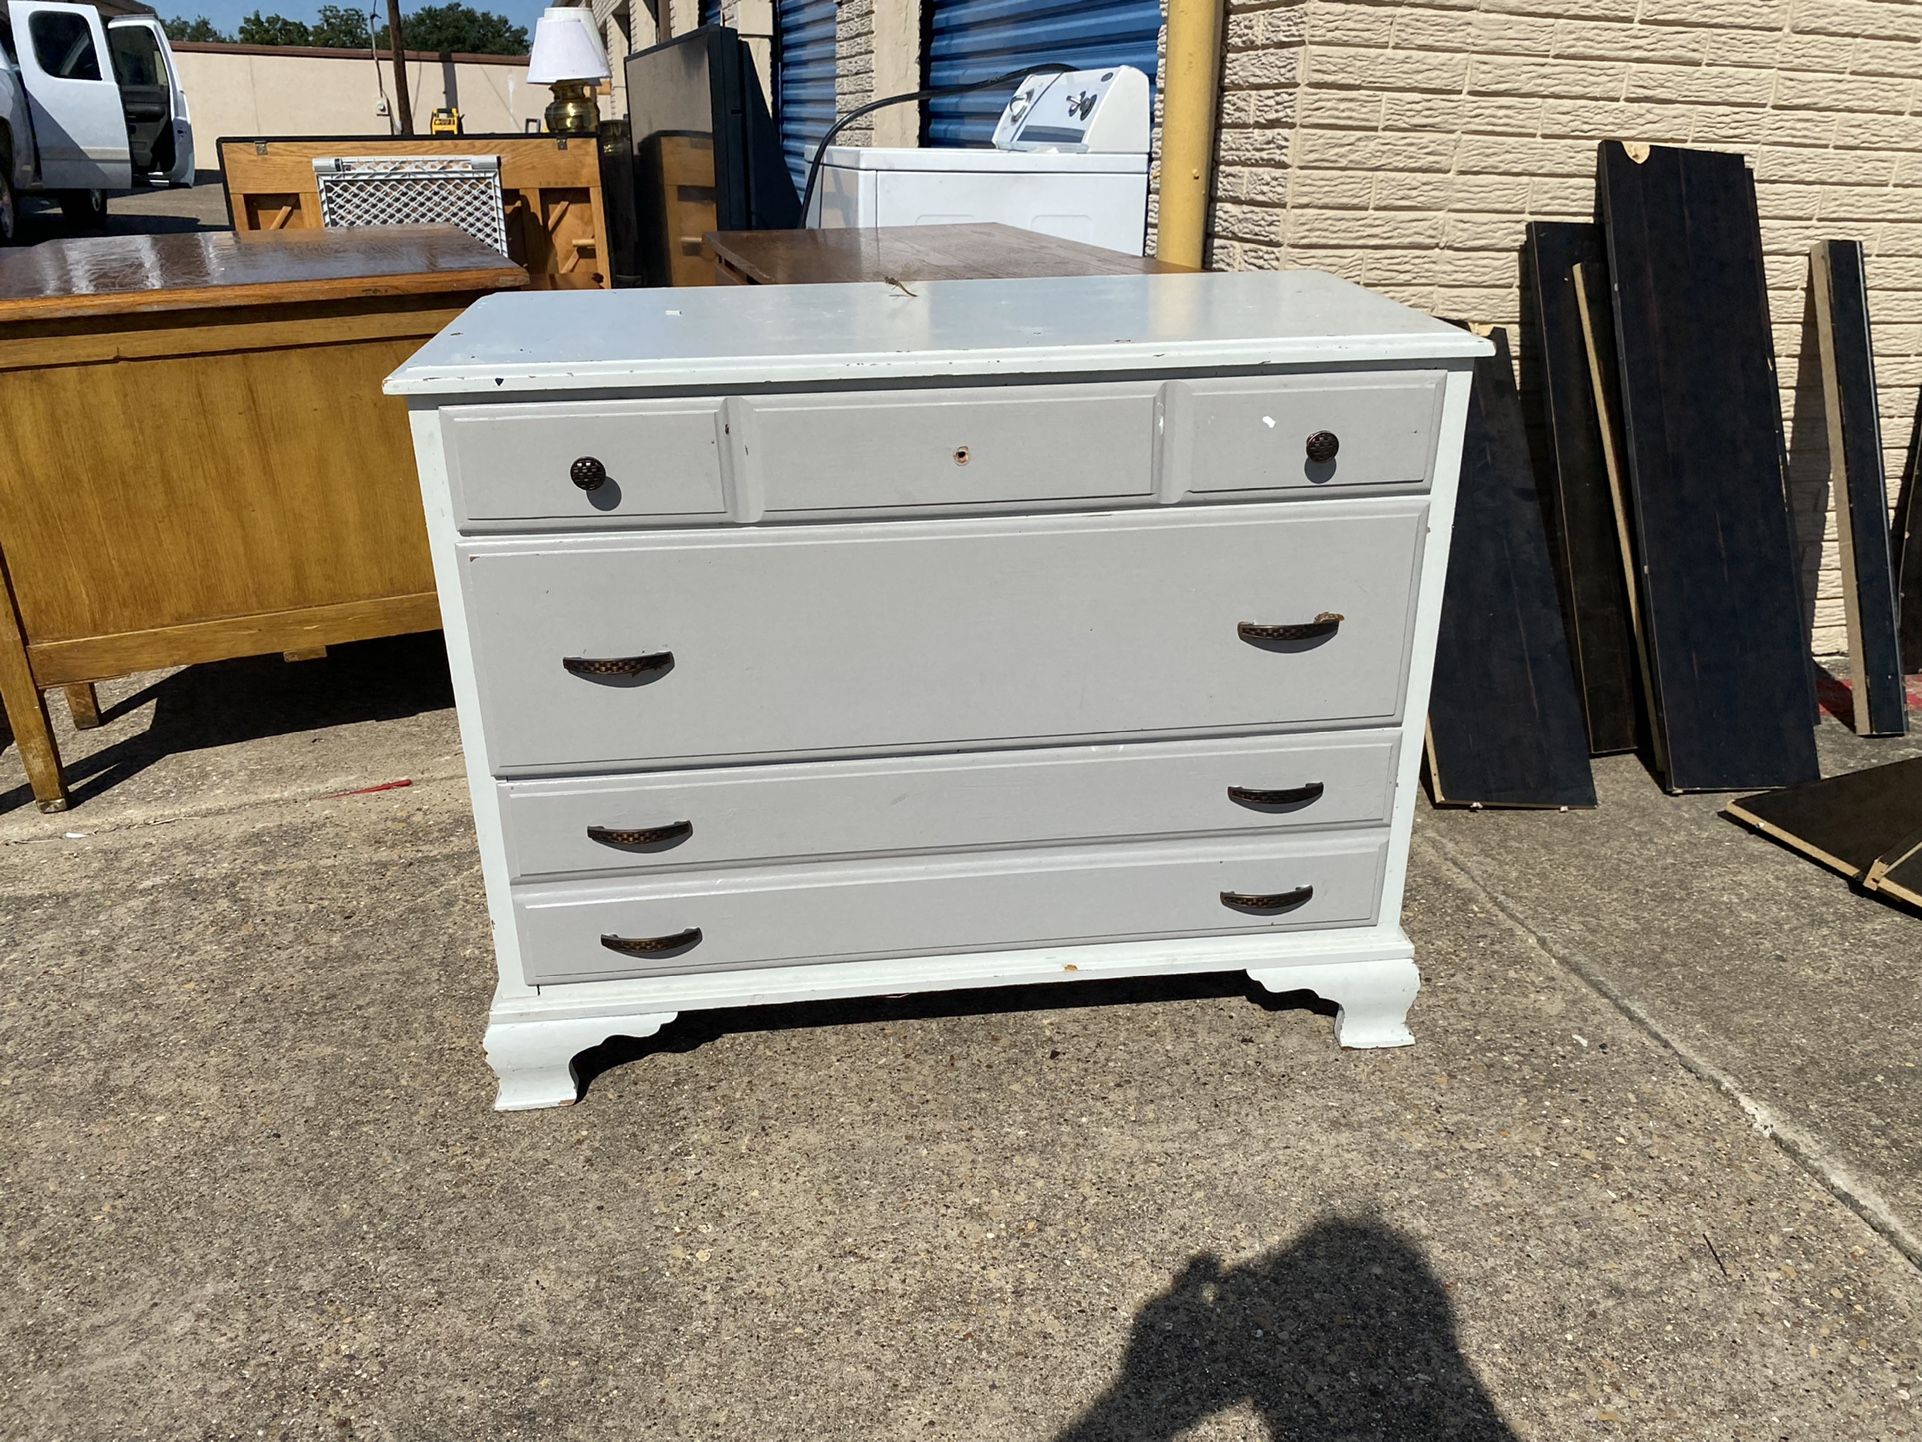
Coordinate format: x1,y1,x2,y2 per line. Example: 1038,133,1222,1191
462,501,1428,774
513,831,1391,984
442,371,1442,529
499,732,1402,881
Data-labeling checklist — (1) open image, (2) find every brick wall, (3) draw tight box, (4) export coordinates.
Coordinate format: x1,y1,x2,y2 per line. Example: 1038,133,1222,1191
1210,0,1922,663
836,0,878,139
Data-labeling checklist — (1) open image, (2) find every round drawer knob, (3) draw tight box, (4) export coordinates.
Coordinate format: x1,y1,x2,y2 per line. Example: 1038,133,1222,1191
1305,430,1340,465
570,456,608,492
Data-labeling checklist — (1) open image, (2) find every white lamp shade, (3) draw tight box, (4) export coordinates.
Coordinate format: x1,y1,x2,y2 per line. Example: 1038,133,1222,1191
527,7,610,84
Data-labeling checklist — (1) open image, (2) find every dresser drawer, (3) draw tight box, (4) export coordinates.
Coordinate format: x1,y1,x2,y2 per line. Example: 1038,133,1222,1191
742,383,1159,514
462,501,1428,774
1170,371,1444,494
444,398,727,526
498,732,1402,881
513,831,1391,984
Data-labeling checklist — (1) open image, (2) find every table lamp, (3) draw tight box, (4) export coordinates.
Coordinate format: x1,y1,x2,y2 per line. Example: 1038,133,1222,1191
529,7,611,135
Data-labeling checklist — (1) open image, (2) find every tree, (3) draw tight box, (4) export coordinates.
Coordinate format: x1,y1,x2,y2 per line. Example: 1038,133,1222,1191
235,10,313,44
374,3,528,56
162,15,231,41
309,3,372,48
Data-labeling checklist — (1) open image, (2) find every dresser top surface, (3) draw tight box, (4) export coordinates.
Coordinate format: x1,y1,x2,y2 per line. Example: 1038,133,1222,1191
386,269,1490,396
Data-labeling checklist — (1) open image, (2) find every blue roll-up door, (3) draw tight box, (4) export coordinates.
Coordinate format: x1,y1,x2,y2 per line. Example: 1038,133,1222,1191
924,0,1161,147
775,0,837,191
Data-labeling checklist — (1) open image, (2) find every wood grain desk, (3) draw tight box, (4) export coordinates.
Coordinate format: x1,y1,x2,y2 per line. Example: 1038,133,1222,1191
704,222,1196,286
0,226,524,812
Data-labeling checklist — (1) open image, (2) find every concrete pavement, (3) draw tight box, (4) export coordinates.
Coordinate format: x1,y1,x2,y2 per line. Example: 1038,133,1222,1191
2,647,1919,1439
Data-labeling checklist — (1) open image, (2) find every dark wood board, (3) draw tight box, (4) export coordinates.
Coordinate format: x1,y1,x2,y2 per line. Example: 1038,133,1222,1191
1895,387,1922,675
1810,240,1908,736
1523,221,1643,756
1725,755,1922,881
1571,259,1667,779
1425,327,1597,809
1598,141,1819,793
1865,824,1922,910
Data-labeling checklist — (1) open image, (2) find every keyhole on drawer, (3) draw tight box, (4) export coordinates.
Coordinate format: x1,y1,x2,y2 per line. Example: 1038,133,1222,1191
953,446,971,465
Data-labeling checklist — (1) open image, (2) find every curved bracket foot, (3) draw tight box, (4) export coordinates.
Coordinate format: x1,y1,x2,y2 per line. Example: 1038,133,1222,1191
483,1011,679,1111
1247,958,1419,1049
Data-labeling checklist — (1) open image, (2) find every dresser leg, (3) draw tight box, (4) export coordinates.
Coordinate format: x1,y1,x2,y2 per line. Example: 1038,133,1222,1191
1247,958,1419,1049
483,1011,679,1111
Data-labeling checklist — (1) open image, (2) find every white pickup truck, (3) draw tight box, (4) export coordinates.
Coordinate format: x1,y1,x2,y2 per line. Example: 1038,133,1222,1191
0,0,192,239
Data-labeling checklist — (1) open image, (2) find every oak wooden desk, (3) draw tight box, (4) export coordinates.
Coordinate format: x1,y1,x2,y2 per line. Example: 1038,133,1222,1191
704,222,1196,286
0,226,524,812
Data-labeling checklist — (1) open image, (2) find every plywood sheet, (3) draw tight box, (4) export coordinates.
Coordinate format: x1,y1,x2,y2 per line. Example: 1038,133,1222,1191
1524,221,1643,755
1598,140,1819,792
1810,240,1907,736
1425,328,1597,809
1726,755,1922,882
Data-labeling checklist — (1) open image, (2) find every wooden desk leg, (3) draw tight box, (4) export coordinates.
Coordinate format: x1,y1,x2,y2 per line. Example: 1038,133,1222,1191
62,683,102,729
0,586,67,811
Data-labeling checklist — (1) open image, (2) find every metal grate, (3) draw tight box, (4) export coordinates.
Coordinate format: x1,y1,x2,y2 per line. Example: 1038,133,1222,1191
312,155,510,255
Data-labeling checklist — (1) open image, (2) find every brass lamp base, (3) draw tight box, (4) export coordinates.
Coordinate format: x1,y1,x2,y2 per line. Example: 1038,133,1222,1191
545,81,600,135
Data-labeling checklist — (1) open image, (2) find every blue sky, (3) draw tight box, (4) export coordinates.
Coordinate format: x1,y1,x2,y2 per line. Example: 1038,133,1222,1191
154,0,549,40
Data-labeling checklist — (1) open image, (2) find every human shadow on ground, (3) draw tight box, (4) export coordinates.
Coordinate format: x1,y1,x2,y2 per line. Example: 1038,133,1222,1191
1054,1218,1520,1442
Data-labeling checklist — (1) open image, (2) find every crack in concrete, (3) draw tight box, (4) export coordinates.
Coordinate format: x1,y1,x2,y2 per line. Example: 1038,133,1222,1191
1416,827,1922,1274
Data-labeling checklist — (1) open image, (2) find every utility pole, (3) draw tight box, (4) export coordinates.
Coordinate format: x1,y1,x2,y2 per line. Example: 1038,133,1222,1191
386,0,413,135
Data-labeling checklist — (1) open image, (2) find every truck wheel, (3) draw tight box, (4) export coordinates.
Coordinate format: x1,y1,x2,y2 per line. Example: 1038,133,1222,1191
0,171,16,245
57,188,107,228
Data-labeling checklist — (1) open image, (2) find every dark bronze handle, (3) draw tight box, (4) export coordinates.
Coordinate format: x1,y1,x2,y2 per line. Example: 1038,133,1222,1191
562,651,673,680
1227,782,1325,808
1220,886,1314,914
1238,612,1343,643
1306,430,1339,464
571,456,608,491
600,927,702,956
587,820,693,849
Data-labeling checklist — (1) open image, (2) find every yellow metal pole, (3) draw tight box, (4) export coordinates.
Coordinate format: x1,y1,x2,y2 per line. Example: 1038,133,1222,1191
1156,0,1224,268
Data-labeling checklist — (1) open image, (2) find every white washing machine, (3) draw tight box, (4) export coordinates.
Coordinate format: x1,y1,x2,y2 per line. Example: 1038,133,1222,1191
808,66,1151,255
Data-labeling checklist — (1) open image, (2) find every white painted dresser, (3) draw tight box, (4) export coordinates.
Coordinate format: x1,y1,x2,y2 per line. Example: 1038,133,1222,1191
387,271,1489,1109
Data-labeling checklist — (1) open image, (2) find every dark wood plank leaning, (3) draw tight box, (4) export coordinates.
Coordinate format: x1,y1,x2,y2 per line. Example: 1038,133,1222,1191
1523,220,1643,756
1894,389,1922,676
1598,140,1819,793
1425,327,1597,809
1810,240,1907,736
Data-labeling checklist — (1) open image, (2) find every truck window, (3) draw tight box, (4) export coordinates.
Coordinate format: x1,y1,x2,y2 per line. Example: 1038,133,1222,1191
108,24,162,87
30,11,102,80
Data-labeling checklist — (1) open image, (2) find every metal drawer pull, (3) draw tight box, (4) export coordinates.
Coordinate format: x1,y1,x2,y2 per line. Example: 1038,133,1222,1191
1238,612,1344,644
600,927,703,956
587,821,693,849
562,651,674,680
1305,430,1340,464
1220,886,1315,914
1227,782,1325,808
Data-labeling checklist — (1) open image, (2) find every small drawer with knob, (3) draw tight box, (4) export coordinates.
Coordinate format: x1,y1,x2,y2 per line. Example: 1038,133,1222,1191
1164,370,1446,496
510,830,1392,985
441,398,729,529
496,731,1402,882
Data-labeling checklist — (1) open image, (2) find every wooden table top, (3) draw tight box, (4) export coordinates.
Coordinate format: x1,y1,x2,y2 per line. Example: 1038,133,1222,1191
0,225,526,322
704,222,1197,285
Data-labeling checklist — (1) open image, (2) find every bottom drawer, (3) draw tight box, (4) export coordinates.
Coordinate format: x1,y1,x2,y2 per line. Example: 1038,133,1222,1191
514,831,1389,985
